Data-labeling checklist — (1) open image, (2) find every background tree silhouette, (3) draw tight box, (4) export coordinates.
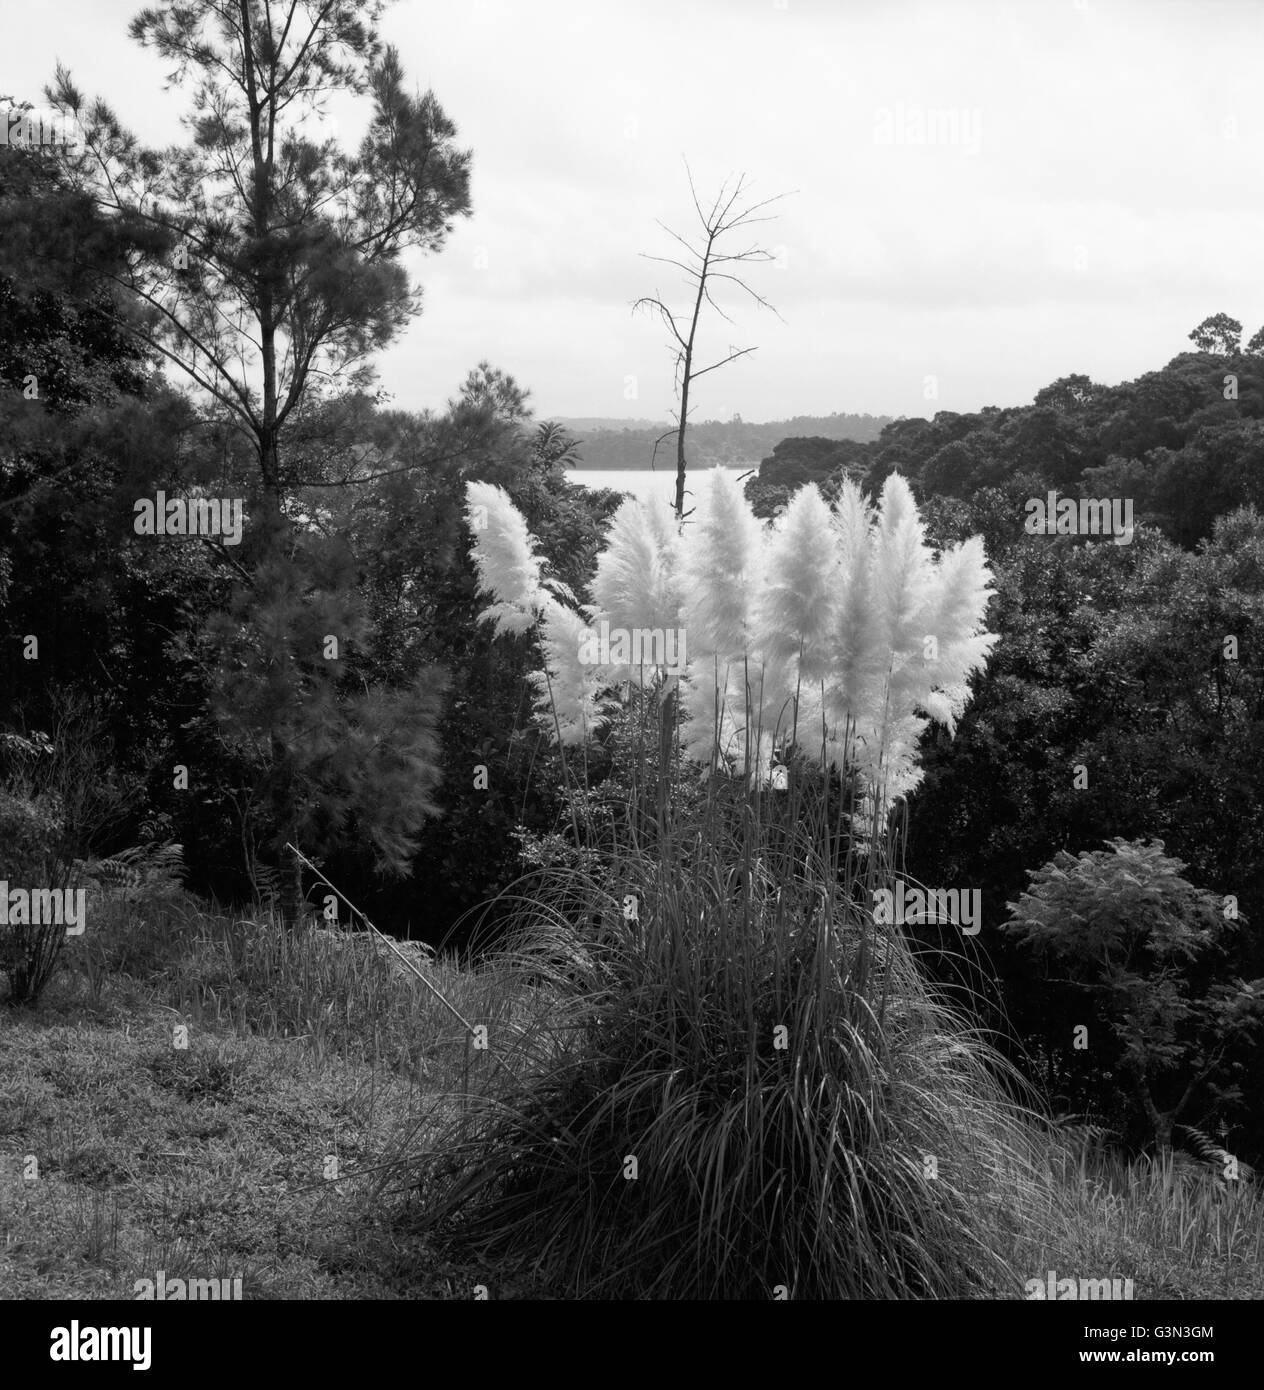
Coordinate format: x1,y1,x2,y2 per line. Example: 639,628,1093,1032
1188,312,1242,356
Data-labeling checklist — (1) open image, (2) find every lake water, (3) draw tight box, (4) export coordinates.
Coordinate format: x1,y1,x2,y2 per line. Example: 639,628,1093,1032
567,466,755,504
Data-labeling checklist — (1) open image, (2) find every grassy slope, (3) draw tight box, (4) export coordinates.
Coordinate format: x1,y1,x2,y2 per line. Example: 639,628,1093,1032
0,900,1259,1300
0,909,551,1300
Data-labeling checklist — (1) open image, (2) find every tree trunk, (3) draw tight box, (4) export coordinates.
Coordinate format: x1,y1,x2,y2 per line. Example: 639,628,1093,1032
1137,1076,1174,1152
1154,1114,1174,1152
674,373,690,516
280,853,305,931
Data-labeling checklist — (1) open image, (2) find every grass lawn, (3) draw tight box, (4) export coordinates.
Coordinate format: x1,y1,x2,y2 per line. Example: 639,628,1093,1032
0,911,552,1299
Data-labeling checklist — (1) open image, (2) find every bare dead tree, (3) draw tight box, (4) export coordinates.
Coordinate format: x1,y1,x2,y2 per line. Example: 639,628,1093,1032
634,164,791,517
632,166,791,821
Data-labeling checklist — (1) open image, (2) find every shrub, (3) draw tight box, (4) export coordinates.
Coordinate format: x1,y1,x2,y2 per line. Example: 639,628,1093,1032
0,701,139,1005
1002,837,1264,1152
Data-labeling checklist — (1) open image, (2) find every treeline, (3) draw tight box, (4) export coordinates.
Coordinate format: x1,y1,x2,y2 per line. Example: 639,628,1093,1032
559,410,892,469
746,354,1264,545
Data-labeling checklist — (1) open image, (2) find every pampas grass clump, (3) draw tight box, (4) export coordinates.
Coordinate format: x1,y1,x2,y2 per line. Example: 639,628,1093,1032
415,466,1053,1299
407,784,1054,1298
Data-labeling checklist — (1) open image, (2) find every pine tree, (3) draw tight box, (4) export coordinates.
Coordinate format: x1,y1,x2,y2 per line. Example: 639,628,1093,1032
199,535,446,924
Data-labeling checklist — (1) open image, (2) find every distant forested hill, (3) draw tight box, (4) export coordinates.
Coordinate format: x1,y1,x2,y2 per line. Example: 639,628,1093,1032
743,354,1264,546
555,412,892,469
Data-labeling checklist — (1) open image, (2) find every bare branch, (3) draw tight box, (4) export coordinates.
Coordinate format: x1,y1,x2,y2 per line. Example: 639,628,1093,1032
691,346,758,381
652,218,705,266
638,252,703,282
632,295,687,350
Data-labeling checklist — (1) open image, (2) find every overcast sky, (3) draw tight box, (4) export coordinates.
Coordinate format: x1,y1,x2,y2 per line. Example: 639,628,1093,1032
5,0,1263,424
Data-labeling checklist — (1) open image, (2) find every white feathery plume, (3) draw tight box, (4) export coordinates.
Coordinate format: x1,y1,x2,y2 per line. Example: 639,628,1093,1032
871,473,933,657
529,595,613,746
590,492,684,687
681,467,766,658
679,467,769,771
755,484,840,739
914,535,998,734
464,481,612,743
748,486,838,767
464,482,547,636
874,473,939,782
822,480,882,773
827,474,995,810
